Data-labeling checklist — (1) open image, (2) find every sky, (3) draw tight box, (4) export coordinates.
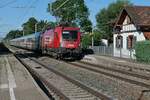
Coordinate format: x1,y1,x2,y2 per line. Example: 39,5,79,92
0,0,150,38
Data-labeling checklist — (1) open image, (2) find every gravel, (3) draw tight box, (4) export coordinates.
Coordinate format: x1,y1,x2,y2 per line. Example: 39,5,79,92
38,57,150,100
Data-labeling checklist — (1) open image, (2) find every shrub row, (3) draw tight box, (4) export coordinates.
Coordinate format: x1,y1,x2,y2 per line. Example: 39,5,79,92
135,40,150,63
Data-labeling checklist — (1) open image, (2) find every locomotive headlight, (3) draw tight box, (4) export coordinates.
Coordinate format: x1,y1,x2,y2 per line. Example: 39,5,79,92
79,43,81,47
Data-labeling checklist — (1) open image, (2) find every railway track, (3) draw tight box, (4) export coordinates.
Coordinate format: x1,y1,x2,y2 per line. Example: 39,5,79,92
92,56,150,73
8,46,150,99
68,61,150,89
14,53,113,100
79,61,150,80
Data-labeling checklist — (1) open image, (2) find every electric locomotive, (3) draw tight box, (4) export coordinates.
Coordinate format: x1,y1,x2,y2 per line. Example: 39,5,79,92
10,26,82,59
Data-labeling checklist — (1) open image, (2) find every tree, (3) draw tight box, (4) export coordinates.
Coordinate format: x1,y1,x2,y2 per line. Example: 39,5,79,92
37,20,57,32
22,17,38,35
22,17,57,35
5,30,23,39
96,0,131,43
48,0,92,32
5,16,57,40
93,29,102,46
81,34,91,48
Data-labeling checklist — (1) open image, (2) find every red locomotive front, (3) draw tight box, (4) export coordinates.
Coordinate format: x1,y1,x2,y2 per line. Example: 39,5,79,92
41,26,82,59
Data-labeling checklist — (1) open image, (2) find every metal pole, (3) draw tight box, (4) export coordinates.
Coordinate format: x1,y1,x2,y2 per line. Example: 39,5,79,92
92,36,94,49
23,29,24,36
35,23,38,33
22,25,25,36
91,27,94,49
120,48,121,57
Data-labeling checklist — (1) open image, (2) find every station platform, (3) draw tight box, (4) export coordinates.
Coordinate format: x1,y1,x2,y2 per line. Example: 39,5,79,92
0,54,49,100
82,54,150,71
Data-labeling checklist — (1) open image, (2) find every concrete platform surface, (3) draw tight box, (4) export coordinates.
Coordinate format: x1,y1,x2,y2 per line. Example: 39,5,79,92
0,55,49,100
82,54,150,70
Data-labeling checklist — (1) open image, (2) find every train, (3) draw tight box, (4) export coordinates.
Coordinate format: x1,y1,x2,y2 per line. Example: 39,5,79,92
10,26,83,59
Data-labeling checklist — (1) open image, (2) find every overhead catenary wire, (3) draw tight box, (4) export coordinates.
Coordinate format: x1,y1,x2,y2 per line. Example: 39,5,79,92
54,0,70,12
50,0,71,24
11,6,35,9
19,0,38,25
18,0,69,31
0,0,17,8
0,0,39,37
4,0,69,35
0,23,16,27
41,0,70,31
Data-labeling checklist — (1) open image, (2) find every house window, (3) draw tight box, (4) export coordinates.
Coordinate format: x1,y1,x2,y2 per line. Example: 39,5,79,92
116,35,123,48
127,35,136,49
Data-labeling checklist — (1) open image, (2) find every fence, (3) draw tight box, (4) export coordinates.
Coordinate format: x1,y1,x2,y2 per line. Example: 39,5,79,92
92,46,113,56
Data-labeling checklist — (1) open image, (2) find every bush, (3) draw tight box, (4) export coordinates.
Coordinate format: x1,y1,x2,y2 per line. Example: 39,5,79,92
135,40,150,63
81,34,91,49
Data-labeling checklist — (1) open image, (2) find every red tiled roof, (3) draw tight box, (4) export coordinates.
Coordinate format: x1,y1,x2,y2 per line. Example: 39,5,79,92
114,6,150,29
126,6,150,26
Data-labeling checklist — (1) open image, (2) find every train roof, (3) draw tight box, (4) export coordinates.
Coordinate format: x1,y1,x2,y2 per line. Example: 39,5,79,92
10,32,41,41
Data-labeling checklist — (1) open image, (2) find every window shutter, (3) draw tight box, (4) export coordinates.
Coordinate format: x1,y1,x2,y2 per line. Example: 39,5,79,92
132,36,137,48
126,37,129,49
116,37,118,48
121,36,123,48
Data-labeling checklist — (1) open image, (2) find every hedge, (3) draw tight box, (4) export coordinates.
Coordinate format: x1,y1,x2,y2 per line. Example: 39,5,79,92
135,40,150,63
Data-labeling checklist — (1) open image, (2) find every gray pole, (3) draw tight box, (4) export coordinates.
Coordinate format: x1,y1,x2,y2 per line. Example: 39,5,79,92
22,24,24,36
92,35,94,49
35,23,38,33
23,29,24,36
91,26,95,49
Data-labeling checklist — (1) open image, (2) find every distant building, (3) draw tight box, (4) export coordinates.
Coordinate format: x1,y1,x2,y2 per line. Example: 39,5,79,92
113,6,150,59
101,39,108,46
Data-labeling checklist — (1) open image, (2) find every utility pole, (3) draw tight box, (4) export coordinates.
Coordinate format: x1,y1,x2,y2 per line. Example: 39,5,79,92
22,24,25,36
91,26,96,49
23,29,24,36
91,28,94,49
35,23,38,33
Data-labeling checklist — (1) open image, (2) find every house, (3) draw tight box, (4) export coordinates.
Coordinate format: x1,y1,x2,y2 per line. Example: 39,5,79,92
113,6,150,59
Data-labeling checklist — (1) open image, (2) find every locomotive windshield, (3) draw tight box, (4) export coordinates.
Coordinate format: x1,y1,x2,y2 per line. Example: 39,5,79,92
62,31,78,40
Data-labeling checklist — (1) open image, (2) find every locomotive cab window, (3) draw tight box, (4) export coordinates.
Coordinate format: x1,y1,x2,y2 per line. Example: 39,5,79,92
62,31,78,41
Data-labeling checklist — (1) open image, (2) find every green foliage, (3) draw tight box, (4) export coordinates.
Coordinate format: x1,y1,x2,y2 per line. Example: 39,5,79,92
48,0,92,32
5,17,56,40
5,30,23,40
22,17,38,35
93,29,102,46
81,30,102,48
81,34,91,48
135,41,150,63
22,17,57,35
37,20,57,32
96,0,131,43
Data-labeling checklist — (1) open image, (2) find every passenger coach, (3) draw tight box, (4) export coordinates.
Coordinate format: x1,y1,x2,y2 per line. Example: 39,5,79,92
10,26,82,59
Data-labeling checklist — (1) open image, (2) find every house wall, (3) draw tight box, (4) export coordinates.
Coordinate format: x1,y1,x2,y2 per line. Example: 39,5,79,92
113,16,146,59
